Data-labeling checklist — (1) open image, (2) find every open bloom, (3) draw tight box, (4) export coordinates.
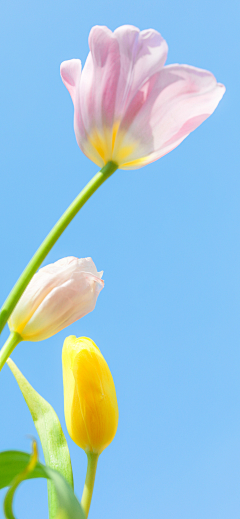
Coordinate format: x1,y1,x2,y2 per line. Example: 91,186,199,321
8,257,104,341
62,336,118,454
60,25,225,170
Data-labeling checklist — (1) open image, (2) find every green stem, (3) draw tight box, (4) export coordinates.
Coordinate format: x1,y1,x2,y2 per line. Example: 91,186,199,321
81,453,99,518
0,161,118,336
0,332,22,371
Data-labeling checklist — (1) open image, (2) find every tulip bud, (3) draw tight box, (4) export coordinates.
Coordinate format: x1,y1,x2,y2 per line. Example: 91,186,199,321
8,257,104,342
62,336,118,454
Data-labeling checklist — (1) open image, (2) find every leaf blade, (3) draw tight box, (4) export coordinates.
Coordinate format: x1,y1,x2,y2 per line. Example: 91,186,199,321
7,358,73,519
3,441,39,519
0,450,45,489
0,450,85,519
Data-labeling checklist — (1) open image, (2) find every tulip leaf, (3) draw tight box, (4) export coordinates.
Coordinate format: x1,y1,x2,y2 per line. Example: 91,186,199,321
4,441,39,519
7,358,73,519
0,449,85,519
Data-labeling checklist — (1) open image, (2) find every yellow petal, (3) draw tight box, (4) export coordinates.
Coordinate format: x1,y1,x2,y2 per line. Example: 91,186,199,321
62,336,118,454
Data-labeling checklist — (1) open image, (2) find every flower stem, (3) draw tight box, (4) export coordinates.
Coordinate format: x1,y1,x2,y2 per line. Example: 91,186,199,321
0,161,118,336
0,332,22,371
81,453,99,518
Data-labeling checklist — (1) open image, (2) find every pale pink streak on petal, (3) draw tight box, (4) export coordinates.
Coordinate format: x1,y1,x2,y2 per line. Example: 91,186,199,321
113,25,168,118
80,26,121,132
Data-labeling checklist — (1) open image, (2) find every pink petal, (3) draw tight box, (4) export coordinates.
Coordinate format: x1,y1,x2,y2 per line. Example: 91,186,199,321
113,25,168,118
8,257,104,340
118,65,225,168
60,59,82,103
80,27,120,132
22,273,104,341
80,25,168,132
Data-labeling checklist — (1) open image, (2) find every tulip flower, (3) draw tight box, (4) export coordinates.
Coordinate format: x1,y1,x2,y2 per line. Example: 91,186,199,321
62,336,118,517
62,336,118,454
60,24,225,170
8,257,104,342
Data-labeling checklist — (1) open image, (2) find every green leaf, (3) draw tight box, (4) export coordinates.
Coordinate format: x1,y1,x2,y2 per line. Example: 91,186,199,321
0,451,43,489
0,450,85,519
7,358,73,519
4,441,39,519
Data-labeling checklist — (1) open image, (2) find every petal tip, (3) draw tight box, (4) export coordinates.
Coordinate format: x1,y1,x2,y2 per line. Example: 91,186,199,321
60,59,82,102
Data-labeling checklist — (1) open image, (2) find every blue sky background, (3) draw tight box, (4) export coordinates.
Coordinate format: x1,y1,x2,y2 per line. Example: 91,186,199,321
0,0,239,517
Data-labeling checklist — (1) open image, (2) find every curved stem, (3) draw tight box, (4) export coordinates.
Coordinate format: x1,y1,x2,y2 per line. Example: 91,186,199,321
0,161,118,336
81,453,99,518
0,332,22,371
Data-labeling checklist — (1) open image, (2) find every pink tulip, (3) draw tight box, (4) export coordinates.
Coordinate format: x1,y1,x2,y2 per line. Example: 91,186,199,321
60,25,225,170
8,257,104,341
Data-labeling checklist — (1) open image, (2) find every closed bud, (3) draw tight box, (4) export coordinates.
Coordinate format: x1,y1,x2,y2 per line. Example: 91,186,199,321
62,336,118,454
8,257,103,342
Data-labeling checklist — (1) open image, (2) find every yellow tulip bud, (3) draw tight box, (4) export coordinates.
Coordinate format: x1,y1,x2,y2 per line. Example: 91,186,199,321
62,336,118,454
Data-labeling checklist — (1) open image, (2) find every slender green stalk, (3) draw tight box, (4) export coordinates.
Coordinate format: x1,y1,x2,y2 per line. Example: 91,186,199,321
0,161,118,336
81,453,99,518
0,332,22,371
